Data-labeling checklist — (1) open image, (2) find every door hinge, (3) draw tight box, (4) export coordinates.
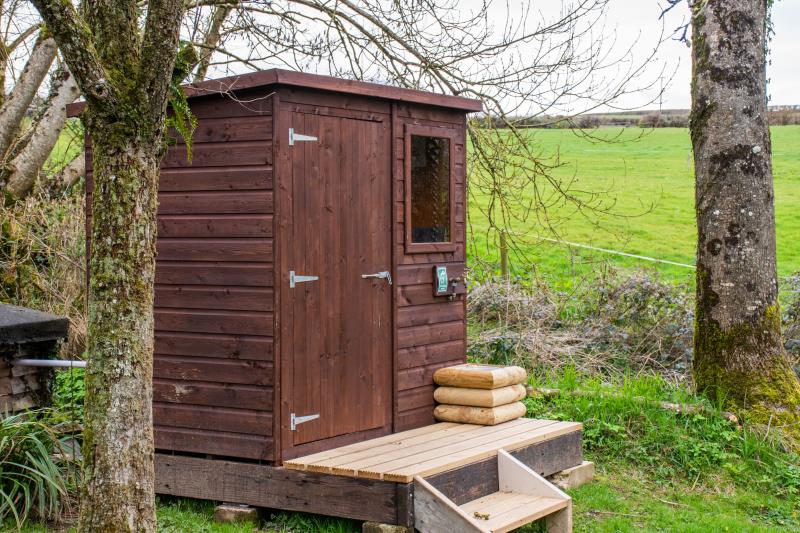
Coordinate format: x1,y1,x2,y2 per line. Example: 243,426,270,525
291,413,320,430
289,128,318,146
289,270,319,288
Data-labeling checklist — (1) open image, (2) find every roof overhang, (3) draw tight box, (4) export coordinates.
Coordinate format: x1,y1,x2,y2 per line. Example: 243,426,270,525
66,68,483,117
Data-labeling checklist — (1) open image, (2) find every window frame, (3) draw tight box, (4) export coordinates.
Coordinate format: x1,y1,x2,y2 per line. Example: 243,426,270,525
404,124,458,254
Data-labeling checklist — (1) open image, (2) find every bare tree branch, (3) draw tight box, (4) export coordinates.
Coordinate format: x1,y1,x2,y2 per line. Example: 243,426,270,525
30,0,112,109
0,32,55,159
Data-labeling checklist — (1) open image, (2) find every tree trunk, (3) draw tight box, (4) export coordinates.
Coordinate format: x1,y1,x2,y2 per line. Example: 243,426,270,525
31,0,185,529
5,69,81,198
52,150,86,193
691,0,800,428
79,130,160,532
0,35,57,160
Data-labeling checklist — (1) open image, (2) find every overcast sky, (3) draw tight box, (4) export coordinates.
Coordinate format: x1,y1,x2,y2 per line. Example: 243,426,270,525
190,0,800,113
612,0,800,110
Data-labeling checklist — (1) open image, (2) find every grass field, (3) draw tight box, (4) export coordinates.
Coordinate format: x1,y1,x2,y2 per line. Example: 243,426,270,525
56,123,800,286
468,126,800,286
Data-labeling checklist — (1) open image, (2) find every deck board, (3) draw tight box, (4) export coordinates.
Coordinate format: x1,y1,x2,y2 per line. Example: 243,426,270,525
284,418,582,483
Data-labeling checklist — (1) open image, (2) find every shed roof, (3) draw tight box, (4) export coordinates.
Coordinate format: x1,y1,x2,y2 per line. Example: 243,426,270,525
67,68,483,117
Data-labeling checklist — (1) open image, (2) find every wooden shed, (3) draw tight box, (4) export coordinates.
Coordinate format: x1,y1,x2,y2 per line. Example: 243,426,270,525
71,71,585,530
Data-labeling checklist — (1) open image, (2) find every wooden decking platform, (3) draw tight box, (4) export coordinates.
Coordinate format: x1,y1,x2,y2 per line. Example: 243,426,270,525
283,418,582,483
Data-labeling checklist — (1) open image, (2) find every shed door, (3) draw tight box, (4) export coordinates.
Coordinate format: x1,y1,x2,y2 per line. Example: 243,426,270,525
281,109,392,451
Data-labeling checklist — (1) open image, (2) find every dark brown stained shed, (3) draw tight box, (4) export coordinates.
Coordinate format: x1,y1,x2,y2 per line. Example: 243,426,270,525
78,69,481,464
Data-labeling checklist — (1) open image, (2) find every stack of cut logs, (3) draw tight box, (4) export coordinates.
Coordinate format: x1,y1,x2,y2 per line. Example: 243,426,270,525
432,363,528,425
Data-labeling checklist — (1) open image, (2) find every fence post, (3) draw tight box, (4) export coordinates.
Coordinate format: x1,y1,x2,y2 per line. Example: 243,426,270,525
499,230,509,279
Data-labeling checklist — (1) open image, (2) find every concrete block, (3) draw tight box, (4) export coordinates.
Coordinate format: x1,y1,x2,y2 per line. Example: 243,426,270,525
213,503,259,524
362,522,413,533
549,461,595,490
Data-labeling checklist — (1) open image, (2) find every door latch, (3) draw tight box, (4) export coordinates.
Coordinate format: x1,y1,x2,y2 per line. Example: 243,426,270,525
288,128,318,146
290,270,319,288
291,413,320,430
361,271,392,285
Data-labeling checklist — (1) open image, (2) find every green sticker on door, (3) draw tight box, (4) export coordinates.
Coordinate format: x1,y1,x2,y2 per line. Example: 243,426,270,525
435,266,448,295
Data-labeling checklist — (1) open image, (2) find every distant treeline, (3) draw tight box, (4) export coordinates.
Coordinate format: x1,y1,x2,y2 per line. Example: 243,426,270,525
491,105,800,129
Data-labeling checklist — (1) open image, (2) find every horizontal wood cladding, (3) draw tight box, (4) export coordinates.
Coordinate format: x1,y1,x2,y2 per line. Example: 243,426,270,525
158,191,273,215
396,301,464,328
153,403,273,436
155,332,273,360
279,87,391,115
189,115,273,143
159,166,272,192
396,321,463,349
154,379,273,410
155,286,273,312
157,238,273,262
162,141,272,168
397,385,436,412
397,358,464,391
395,263,465,286
395,103,466,125
398,339,465,370
155,309,273,336
154,355,274,386
83,98,277,461
155,426,274,460
396,405,437,432
187,89,275,119
397,284,450,306
155,262,273,287
158,215,273,238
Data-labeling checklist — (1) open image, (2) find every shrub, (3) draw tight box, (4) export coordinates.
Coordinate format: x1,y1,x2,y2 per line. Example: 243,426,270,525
0,411,80,529
0,192,86,358
467,270,693,379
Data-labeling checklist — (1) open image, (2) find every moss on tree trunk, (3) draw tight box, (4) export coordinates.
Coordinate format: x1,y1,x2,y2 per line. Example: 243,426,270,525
30,0,185,528
79,123,160,532
691,0,800,441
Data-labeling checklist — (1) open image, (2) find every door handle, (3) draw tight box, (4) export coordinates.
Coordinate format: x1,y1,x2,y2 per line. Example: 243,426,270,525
361,271,392,285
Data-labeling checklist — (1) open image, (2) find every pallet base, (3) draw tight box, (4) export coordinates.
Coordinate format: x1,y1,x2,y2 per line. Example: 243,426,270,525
155,429,582,526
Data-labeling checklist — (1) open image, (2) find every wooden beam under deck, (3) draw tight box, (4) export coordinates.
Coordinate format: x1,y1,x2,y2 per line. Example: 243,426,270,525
155,423,583,527
155,453,406,524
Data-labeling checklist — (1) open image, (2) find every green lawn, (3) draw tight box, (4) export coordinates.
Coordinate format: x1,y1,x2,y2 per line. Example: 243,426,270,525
55,122,800,285
468,126,800,286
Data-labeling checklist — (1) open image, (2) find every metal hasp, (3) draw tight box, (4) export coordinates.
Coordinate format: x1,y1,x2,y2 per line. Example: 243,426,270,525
361,271,392,285
288,128,318,146
289,270,319,288
290,413,320,430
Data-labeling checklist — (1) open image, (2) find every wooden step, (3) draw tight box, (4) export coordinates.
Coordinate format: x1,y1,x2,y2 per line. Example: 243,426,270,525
461,492,567,532
414,449,572,533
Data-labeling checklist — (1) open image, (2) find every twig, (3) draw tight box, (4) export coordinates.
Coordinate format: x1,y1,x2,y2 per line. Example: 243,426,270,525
655,497,689,508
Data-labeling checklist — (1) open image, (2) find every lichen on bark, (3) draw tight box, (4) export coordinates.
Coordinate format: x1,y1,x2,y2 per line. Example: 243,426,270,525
29,0,186,530
690,0,800,446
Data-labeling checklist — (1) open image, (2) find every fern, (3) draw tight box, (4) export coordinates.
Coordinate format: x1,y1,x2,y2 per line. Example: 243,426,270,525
165,41,199,162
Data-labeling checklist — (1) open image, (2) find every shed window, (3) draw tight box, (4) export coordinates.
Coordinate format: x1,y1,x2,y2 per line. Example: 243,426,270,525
410,135,451,243
404,124,457,253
